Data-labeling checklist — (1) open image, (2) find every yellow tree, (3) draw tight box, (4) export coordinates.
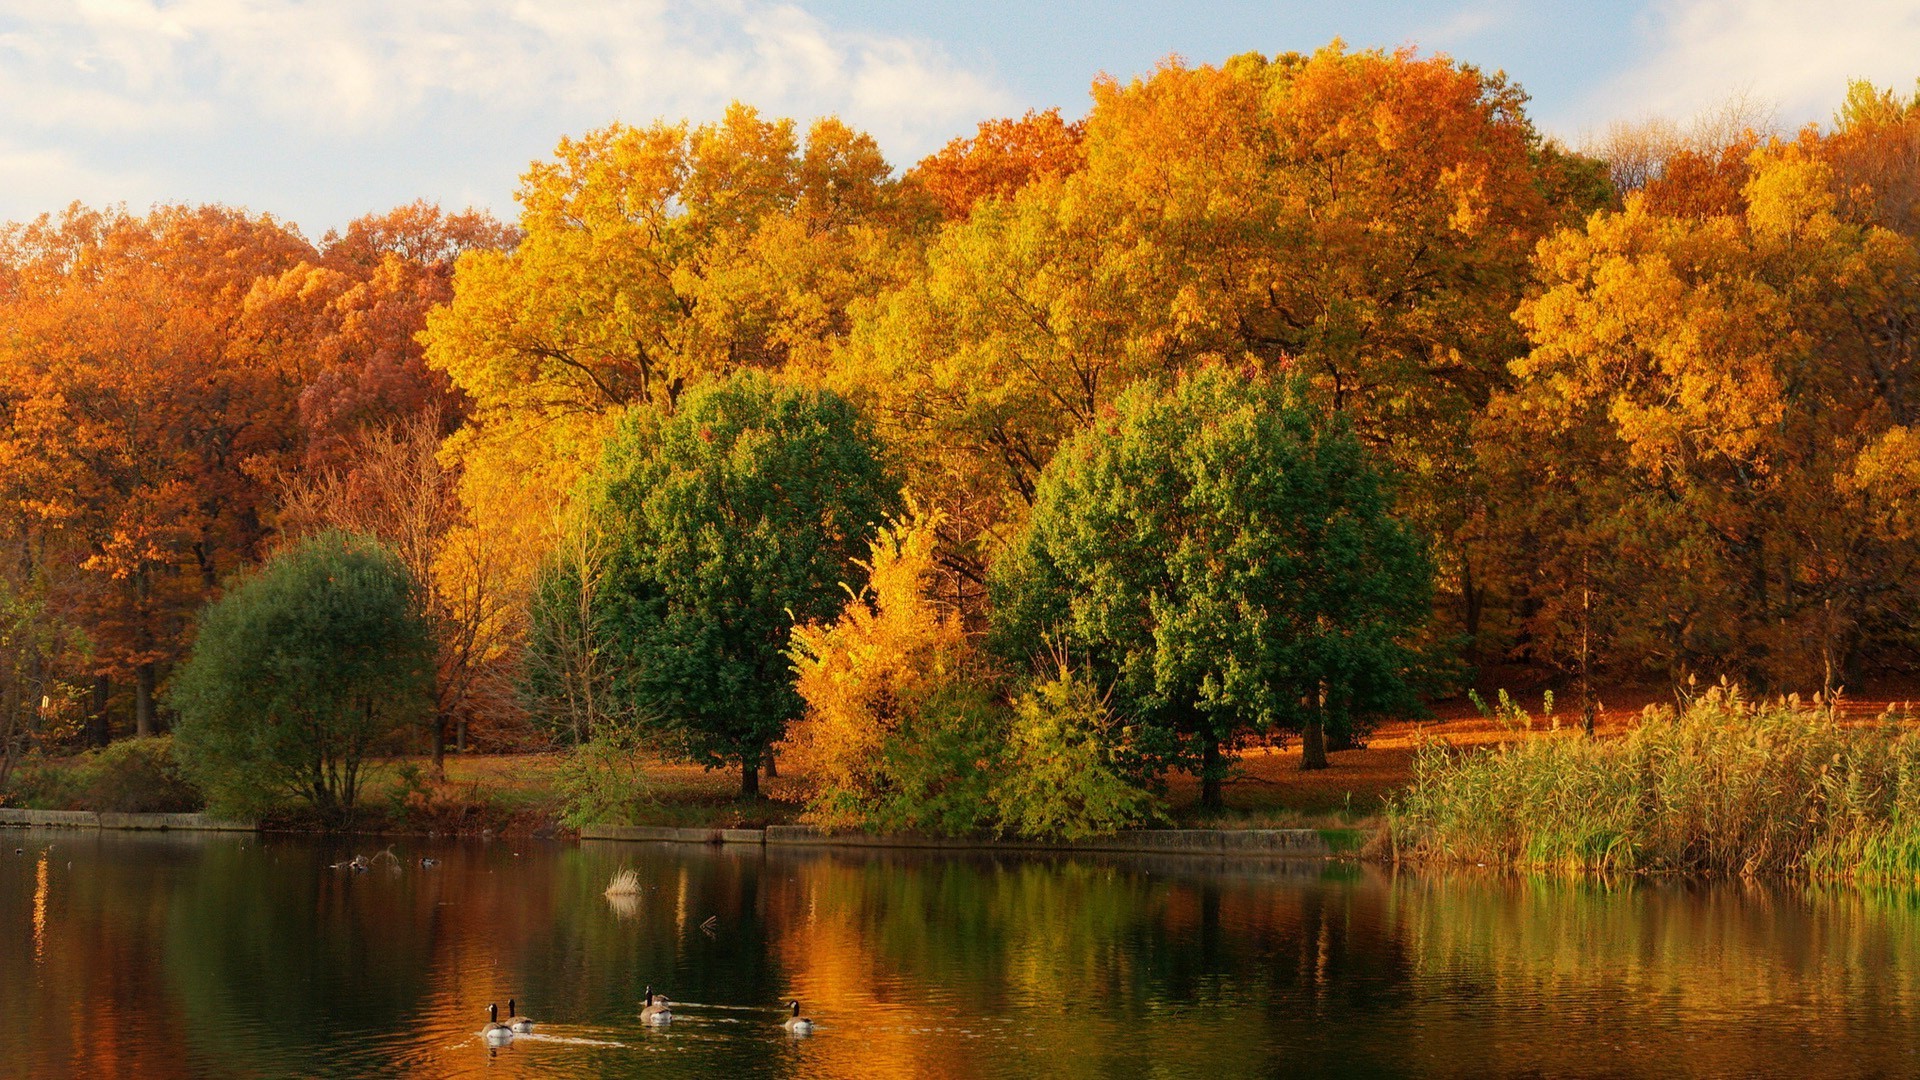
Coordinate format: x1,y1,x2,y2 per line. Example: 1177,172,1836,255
424,105,928,604
1486,139,1920,689
840,44,1598,614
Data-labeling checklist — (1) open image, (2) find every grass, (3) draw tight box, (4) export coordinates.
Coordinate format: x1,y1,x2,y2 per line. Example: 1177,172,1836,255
1387,686,1920,882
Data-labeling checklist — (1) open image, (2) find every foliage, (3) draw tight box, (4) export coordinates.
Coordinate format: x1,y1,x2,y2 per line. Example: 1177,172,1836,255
910,108,1085,221
278,410,524,766
787,504,1002,835
1389,687,1920,881
422,106,930,639
170,532,433,817
5,736,203,813
1482,135,1920,689
587,372,898,795
840,44,1592,598
523,512,629,746
994,666,1162,841
992,367,1434,807
553,721,653,829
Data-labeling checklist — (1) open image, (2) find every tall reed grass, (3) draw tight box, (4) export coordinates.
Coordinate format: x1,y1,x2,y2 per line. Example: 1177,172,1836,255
1387,688,1920,881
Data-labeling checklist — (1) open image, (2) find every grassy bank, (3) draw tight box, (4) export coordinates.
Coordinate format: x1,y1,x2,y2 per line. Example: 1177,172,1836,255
1387,689,1920,882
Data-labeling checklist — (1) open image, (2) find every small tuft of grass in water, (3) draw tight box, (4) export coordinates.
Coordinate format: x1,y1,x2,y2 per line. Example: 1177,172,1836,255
604,868,641,896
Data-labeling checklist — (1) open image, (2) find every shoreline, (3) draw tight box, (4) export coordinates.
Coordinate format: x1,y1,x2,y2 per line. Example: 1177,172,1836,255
0,807,1363,859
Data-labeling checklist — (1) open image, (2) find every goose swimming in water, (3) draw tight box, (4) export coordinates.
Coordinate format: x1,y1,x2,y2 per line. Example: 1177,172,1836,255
506,998,535,1033
781,1000,813,1035
641,987,672,1025
481,1003,514,1043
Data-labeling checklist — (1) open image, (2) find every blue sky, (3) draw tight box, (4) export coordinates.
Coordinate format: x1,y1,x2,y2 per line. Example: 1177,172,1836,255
0,0,1915,237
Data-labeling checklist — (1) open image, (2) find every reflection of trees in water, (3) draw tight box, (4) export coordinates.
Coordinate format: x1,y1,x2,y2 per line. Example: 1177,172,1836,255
756,850,1420,1077
1,833,267,1079
161,837,439,1072
1387,871,1920,1075
13,834,1920,1077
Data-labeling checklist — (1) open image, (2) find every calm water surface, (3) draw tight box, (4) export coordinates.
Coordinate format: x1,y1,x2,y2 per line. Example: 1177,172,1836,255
2,828,1918,1078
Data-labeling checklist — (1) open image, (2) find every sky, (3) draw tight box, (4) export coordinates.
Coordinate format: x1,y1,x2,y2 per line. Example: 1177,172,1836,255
1,0,1918,238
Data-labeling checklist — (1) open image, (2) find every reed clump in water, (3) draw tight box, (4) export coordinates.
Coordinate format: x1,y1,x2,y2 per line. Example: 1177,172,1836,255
1387,687,1920,881
603,868,643,918
605,868,641,896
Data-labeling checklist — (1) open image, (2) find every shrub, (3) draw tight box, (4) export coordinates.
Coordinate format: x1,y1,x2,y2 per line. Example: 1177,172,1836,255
171,532,433,819
79,736,203,813
3,736,203,813
1388,686,1920,881
995,667,1162,841
787,505,1001,835
554,721,653,830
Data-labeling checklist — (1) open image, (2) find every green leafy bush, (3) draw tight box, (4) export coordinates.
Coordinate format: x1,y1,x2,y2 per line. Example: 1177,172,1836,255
4,736,203,813
80,736,203,813
554,722,653,829
995,667,1162,841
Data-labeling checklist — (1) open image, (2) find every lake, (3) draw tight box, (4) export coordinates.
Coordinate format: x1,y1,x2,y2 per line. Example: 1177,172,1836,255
2,828,1916,1077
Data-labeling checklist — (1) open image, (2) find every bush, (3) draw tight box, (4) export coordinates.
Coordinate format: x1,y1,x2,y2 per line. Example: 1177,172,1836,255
3,736,203,813
79,736,203,813
1388,686,1920,880
554,722,653,829
171,532,433,819
995,667,1162,841
786,505,1001,836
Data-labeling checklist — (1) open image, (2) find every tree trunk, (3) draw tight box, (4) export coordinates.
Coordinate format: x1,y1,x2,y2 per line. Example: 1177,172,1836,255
134,662,156,737
456,718,467,754
1200,731,1224,811
430,718,446,777
764,747,778,779
740,755,761,799
88,675,110,748
1300,716,1329,771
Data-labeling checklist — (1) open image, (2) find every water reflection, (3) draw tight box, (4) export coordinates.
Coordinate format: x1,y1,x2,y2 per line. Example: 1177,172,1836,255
1,830,1917,1077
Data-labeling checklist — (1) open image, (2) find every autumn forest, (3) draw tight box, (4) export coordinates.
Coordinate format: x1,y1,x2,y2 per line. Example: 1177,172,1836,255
4,42,1920,807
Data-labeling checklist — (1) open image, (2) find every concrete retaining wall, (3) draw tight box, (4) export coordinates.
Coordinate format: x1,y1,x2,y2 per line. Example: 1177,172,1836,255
0,808,255,831
580,823,1346,858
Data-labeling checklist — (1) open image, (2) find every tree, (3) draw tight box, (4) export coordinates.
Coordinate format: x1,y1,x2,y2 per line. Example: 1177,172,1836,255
841,45,1594,620
909,108,1085,221
786,503,1001,833
170,532,432,816
992,367,1432,808
1484,139,1920,690
277,410,521,771
0,204,315,736
584,372,897,796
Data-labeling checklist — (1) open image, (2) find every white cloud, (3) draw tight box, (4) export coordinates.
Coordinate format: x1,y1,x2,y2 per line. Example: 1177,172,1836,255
1591,0,1920,129
0,0,1015,229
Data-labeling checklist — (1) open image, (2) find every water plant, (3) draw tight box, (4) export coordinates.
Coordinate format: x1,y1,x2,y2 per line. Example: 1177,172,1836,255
1388,687,1920,881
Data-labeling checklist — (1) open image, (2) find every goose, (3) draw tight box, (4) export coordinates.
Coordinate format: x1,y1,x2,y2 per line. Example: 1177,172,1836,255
641,987,672,1025
781,1000,814,1035
506,997,535,1033
481,1003,514,1043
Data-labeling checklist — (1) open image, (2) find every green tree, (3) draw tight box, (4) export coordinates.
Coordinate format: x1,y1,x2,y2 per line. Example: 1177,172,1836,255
170,532,432,817
586,372,897,796
992,368,1432,808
